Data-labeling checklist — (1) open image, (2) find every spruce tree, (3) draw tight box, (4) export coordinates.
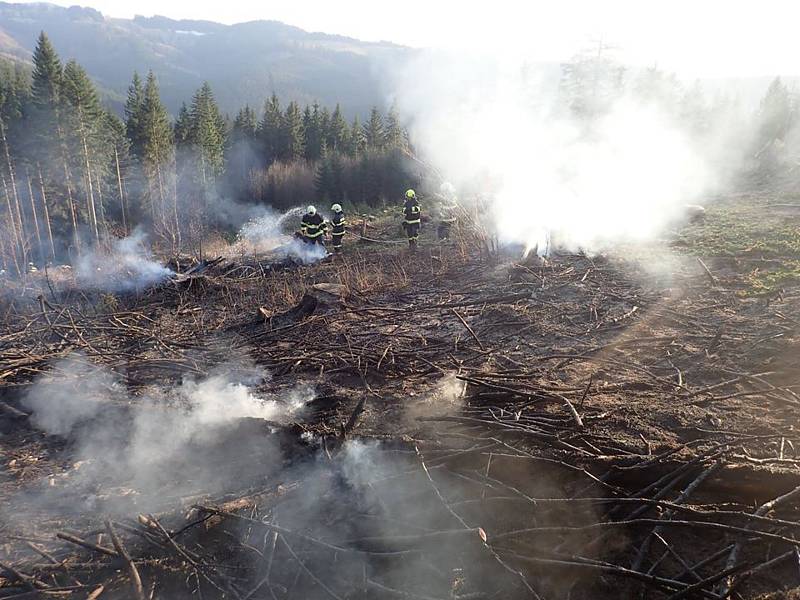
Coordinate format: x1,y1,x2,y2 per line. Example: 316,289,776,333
232,105,258,139
62,60,109,242
349,115,366,157
174,103,191,147
319,105,331,148
758,77,792,144
259,93,282,164
124,72,145,159
383,104,404,150
363,107,384,151
328,104,348,152
302,104,322,161
138,71,174,238
280,101,304,161
30,32,62,118
228,105,258,183
139,71,173,169
188,82,226,179
314,146,333,201
28,31,63,167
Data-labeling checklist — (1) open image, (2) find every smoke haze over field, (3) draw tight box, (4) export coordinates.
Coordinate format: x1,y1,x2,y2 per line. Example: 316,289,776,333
75,228,174,291
15,356,312,515
391,51,748,254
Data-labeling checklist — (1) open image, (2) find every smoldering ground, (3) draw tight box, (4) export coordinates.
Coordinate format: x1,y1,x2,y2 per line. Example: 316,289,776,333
74,228,174,292
2,351,601,599
7,355,313,521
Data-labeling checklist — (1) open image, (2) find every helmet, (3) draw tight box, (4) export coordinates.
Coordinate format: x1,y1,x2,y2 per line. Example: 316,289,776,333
307,205,317,215
440,182,455,194
331,203,342,213
405,189,416,199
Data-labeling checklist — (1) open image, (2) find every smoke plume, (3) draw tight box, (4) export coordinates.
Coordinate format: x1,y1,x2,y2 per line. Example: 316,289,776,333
75,228,174,291
390,51,727,254
16,356,313,514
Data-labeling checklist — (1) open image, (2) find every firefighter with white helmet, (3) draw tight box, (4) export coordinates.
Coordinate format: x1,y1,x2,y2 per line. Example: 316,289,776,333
330,203,346,253
300,205,326,246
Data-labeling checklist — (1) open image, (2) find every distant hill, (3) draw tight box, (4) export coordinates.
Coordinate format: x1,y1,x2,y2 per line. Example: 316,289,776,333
0,2,411,117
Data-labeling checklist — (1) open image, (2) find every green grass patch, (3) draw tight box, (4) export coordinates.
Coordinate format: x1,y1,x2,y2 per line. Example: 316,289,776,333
674,199,800,258
672,196,800,295
744,260,800,295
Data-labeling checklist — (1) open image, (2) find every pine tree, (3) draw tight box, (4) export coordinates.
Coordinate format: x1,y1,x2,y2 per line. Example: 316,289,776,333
30,32,62,120
303,103,323,161
228,105,258,183
0,60,29,127
138,71,175,245
280,101,304,161
329,150,344,203
188,82,226,180
259,93,282,164
314,147,333,201
349,115,366,157
383,104,404,150
140,72,173,169
124,72,145,159
233,106,258,137
319,105,331,149
26,31,64,178
104,110,130,233
758,77,792,144
363,107,384,151
174,103,191,147
62,60,108,243
328,104,348,152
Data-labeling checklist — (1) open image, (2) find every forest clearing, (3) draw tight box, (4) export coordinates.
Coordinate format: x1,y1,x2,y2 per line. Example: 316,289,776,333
1,189,799,600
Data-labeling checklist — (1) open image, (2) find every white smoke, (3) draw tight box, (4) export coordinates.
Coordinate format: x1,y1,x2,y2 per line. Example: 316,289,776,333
236,206,305,252
22,356,118,436
18,357,313,511
75,228,174,291
235,206,329,264
391,52,716,254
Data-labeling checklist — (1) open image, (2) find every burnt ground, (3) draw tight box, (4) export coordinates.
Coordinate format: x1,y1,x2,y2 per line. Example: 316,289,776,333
1,192,800,599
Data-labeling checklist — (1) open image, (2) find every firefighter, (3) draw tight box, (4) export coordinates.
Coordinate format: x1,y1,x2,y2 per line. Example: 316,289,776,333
301,205,326,246
437,182,458,240
330,203,346,253
402,189,421,250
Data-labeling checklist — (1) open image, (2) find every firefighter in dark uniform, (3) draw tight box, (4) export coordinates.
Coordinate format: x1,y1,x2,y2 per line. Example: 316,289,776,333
402,189,421,250
330,203,346,253
301,205,326,246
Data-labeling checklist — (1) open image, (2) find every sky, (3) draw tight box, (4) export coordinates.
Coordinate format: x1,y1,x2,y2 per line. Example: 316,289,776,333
14,0,800,77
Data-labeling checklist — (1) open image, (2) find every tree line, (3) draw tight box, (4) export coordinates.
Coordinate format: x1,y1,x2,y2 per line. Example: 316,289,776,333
0,32,412,273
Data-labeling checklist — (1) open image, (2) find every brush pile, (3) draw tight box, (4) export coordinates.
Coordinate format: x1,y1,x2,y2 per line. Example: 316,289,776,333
1,235,800,599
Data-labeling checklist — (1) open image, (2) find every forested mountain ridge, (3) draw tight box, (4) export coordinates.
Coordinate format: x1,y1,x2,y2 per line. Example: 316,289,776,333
0,2,409,116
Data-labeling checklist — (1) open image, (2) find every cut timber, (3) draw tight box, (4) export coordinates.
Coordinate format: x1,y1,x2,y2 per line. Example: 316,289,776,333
597,457,800,505
265,294,318,329
310,283,349,305
0,400,28,419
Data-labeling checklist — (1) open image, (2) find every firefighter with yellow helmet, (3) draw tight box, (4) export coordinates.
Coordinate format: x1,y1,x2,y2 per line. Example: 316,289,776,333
402,189,421,250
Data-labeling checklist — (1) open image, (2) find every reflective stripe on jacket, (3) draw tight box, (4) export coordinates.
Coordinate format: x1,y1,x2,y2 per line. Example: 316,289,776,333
331,212,346,235
301,212,326,237
404,199,421,225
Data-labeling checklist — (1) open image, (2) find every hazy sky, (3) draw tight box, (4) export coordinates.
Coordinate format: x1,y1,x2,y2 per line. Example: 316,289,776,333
18,0,800,77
